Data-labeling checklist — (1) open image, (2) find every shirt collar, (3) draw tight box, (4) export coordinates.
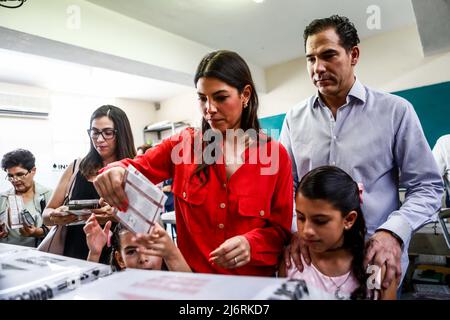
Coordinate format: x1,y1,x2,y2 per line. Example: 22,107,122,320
3,182,50,198
312,77,366,108
33,182,50,196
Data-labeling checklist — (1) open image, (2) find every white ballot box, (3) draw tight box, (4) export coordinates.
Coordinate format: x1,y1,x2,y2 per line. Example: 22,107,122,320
0,243,111,300
57,269,334,300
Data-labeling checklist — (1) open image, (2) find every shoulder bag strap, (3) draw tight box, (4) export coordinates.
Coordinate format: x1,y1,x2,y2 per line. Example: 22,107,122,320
63,158,82,204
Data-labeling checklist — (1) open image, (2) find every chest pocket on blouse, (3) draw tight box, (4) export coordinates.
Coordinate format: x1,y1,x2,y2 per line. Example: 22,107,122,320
235,195,271,234
172,177,208,233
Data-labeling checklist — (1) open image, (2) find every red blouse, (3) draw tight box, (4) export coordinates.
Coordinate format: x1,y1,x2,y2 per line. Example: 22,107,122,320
102,128,293,276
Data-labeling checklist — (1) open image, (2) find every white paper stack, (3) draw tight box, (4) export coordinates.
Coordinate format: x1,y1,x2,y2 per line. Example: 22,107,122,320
0,243,112,300
116,165,167,234
56,269,334,300
7,195,24,229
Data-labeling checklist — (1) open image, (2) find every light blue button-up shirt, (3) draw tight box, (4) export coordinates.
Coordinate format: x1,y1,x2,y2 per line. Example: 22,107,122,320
280,79,444,276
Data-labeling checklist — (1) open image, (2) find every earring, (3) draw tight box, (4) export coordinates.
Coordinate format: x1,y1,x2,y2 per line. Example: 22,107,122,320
244,102,248,108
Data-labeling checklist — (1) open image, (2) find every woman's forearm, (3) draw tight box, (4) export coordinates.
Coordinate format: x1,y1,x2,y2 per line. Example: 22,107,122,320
42,208,54,226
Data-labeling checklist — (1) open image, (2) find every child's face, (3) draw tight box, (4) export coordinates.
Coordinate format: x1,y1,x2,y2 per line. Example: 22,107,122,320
295,192,356,253
115,231,163,270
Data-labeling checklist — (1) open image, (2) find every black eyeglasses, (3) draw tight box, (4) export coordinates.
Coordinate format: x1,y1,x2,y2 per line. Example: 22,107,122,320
87,128,117,140
6,171,30,182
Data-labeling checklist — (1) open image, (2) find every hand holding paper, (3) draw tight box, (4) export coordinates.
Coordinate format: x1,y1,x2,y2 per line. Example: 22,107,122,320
114,165,167,235
94,166,128,211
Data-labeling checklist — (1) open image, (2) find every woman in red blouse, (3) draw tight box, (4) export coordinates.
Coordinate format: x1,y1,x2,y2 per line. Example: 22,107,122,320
94,50,293,276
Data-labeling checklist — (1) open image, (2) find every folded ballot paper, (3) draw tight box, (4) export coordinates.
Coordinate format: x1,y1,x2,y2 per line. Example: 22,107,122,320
115,165,167,235
7,194,26,229
0,243,111,300
57,269,335,300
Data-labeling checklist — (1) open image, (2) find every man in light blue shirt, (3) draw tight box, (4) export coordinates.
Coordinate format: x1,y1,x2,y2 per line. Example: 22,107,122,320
280,15,443,290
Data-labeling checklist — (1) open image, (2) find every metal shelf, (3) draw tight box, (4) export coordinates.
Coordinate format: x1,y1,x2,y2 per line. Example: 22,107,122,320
143,121,190,141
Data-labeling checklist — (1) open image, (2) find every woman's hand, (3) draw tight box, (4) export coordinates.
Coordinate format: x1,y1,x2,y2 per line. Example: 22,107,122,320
91,198,117,225
0,223,9,238
209,235,251,269
49,206,78,225
19,224,42,237
93,167,128,211
83,213,112,260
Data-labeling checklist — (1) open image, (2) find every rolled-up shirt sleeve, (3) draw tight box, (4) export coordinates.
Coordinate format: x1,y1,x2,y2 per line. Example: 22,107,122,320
378,101,444,244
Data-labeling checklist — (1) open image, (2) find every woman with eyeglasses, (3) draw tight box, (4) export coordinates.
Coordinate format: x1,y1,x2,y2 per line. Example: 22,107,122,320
42,105,136,262
0,149,52,247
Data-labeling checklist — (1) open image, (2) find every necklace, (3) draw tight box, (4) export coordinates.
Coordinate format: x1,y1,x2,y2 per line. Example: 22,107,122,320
328,272,352,300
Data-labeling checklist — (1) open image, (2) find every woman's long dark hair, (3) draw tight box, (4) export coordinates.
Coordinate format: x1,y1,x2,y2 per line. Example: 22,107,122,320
80,105,136,178
193,50,261,183
297,166,367,300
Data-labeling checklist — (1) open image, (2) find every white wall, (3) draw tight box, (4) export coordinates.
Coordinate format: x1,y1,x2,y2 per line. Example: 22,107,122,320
0,0,210,76
0,0,267,91
0,83,156,192
155,91,202,130
115,97,156,148
155,25,450,121
358,26,450,92
259,25,450,117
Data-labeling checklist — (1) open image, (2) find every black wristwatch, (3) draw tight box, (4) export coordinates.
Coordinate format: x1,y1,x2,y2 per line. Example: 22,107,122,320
41,225,49,237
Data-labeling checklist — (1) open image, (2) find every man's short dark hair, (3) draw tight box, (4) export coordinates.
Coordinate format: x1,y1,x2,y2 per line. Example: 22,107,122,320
1,149,36,171
303,15,360,52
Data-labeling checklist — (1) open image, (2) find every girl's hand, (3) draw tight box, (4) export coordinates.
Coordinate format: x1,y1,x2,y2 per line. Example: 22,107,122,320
83,213,112,257
209,235,251,269
134,224,178,259
134,224,191,272
49,206,78,225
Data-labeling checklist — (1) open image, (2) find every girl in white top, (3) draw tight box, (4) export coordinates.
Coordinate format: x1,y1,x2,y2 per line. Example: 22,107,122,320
280,166,397,300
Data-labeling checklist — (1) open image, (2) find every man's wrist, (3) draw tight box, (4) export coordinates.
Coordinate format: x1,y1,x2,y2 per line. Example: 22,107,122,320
377,229,403,247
